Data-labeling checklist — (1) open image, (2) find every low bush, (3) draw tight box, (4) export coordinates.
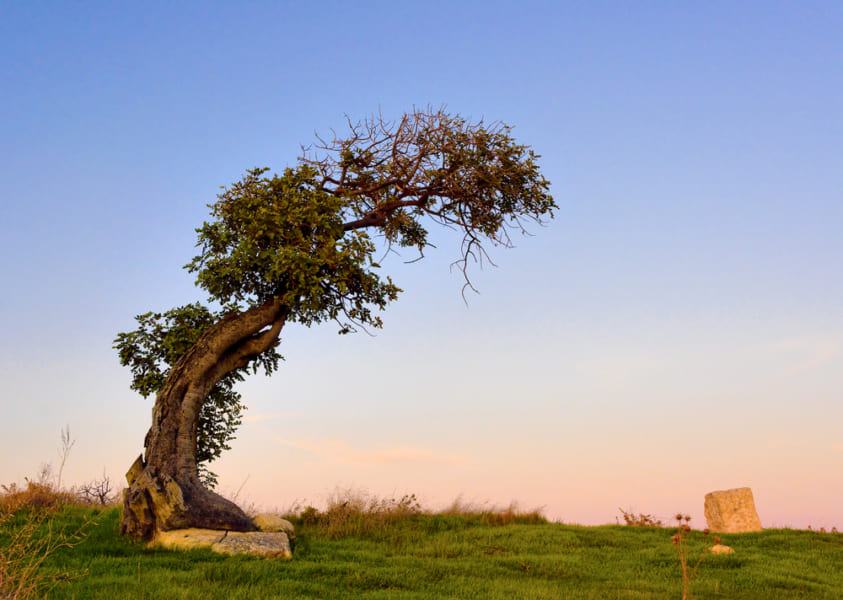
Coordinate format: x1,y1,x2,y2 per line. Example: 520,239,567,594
617,507,664,527
285,489,547,540
0,480,77,515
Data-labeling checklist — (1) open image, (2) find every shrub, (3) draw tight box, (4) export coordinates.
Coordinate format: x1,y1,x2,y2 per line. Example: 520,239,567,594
0,480,77,515
617,507,663,527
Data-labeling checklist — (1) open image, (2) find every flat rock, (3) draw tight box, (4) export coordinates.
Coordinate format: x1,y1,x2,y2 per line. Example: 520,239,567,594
710,544,735,554
212,531,292,558
704,487,762,533
153,528,292,558
154,528,223,549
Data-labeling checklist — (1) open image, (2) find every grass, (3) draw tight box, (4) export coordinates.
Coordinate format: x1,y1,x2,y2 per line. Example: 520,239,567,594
3,501,841,600
3,467,841,599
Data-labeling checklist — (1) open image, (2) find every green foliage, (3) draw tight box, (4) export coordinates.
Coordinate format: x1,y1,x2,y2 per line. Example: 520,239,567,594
186,167,400,329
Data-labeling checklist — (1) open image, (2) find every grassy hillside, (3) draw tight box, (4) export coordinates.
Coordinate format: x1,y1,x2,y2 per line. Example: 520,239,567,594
3,504,842,600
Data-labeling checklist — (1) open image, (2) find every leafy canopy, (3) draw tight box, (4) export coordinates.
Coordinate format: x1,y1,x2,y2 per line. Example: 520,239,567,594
186,166,400,329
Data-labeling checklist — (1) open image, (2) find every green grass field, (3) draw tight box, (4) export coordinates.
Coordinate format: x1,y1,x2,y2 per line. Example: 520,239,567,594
4,505,842,600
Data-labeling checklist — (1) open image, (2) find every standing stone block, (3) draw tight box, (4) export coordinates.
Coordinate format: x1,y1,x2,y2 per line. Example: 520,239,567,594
704,487,762,533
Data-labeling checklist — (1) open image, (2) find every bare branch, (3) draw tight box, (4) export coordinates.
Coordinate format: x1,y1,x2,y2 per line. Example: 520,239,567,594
300,106,554,293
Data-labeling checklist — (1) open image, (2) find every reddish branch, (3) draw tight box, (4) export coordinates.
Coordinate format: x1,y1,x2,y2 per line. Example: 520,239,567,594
303,107,553,290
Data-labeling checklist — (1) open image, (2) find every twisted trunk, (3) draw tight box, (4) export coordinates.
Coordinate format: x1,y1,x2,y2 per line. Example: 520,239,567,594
121,299,287,539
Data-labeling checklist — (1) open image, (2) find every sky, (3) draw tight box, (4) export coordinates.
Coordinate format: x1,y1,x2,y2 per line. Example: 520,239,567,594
1,1,841,529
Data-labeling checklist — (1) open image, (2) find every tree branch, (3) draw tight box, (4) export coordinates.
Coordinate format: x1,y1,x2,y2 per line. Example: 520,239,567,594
205,312,288,386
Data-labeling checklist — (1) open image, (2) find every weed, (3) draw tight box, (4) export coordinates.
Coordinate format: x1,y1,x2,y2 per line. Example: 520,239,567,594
808,525,840,534
0,497,94,599
617,508,663,527
55,426,75,492
0,428,107,598
671,513,711,600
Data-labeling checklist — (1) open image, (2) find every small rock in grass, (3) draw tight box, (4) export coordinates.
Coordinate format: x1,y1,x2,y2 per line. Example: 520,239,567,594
252,513,295,535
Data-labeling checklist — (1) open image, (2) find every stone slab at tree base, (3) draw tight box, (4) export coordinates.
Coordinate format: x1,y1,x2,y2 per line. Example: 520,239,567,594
153,528,292,558
704,487,763,533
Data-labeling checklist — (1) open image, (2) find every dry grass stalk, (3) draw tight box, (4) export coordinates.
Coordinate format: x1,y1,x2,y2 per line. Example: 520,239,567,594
671,513,712,600
0,481,77,515
289,488,546,538
0,489,92,599
55,426,75,492
1,428,101,599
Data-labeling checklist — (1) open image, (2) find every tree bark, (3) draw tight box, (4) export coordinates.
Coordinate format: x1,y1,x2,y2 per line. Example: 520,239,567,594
121,299,287,539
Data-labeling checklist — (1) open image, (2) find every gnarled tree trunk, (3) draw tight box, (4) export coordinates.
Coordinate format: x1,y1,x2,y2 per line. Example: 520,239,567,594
121,299,287,539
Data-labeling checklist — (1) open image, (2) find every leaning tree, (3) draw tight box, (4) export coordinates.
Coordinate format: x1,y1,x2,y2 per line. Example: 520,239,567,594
114,108,556,539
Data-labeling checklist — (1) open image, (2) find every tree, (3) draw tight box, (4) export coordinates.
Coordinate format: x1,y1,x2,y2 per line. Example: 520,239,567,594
115,107,556,539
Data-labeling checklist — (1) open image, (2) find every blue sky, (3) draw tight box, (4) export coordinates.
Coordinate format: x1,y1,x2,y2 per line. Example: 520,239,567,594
1,1,841,527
